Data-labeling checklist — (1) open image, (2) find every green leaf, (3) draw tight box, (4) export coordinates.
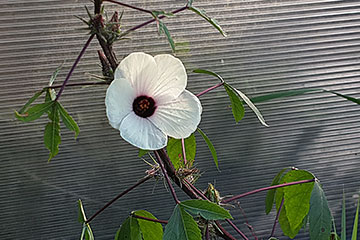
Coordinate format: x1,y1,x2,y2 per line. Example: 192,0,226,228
341,189,346,240
167,133,196,170
193,69,224,83
78,199,87,223
276,169,315,237
133,210,163,240
351,197,360,240
180,199,232,220
44,103,61,161
188,6,227,37
223,83,245,123
326,90,360,105
138,149,149,158
330,233,341,240
196,128,218,169
309,181,332,240
163,205,201,240
57,102,80,138
187,0,194,7
265,167,290,214
115,217,141,240
15,101,54,122
229,84,268,127
158,20,175,52
250,89,322,103
18,90,45,114
49,63,63,86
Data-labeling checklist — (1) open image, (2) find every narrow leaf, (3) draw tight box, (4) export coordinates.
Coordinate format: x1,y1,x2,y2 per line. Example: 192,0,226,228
193,69,224,82
18,90,45,114
341,189,346,240
133,210,163,240
250,89,322,103
158,20,175,52
78,199,87,223
163,205,201,240
138,149,149,158
265,167,290,214
326,90,360,105
44,103,61,161
197,128,218,169
223,83,245,123
15,101,54,122
188,6,227,37
232,85,269,127
57,102,80,138
49,63,63,86
351,197,360,240
180,199,232,220
167,134,196,170
78,199,94,240
115,217,141,240
309,181,332,240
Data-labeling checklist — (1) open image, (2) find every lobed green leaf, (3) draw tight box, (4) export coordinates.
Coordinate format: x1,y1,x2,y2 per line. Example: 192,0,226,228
115,217,141,240
197,128,218,169
167,133,196,170
308,181,332,240
133,210,163,240
180,199,232,220
15,101,54,122
57,102,80,138
44,103,61,161
223,83,245,123
188,6,227,37
18,90,45,114
163,205,201,240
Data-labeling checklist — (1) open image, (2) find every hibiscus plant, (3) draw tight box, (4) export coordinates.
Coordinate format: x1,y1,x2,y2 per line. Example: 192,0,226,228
14,0,360,240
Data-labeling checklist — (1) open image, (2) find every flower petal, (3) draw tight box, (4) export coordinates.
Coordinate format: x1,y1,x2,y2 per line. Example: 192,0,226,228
120,112,168,150
149,90,202,139
105,78,136,129
152,54,187,104
115,52,158,96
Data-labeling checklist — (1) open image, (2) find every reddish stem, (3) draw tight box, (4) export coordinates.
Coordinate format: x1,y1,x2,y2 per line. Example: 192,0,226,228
131,214,168,224
104,0,152,14
222,179,315,204
55,34,95,101
196,82,224,97
48,81,107,89
154,151,180,204
226,219,249,240
85,175,152,224
270,197,284,237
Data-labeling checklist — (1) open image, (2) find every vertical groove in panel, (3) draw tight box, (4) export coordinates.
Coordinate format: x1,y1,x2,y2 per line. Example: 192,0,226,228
1,0,360,239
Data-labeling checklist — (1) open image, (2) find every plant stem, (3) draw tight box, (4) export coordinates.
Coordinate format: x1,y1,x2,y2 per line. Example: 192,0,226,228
270,197,284,237
181,138,187,165
131,214,168,224
48,81,108,89
236,202,258,240
154,151,180,204
226,219,249,240
222,179,315,204
85,175,152,224
104,0,152,14
120,6,188,37
196,82,225,97
214,222,237,240
54,34,95,101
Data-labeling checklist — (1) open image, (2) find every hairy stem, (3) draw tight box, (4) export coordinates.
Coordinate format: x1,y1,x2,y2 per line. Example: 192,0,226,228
270,197,284,237
154,151,180,204
222,179,315,204
54,34,95,101
196,82,225,97
131,214,168,224
104,0,152,14
85,175,152,224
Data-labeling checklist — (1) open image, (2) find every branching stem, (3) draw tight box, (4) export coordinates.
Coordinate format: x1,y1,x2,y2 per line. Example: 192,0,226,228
85,175,152,224
154,151,180,204
55,34,95,101
222,179,315,204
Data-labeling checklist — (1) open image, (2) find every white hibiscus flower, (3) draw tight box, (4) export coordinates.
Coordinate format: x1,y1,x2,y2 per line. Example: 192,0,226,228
105,52,202,150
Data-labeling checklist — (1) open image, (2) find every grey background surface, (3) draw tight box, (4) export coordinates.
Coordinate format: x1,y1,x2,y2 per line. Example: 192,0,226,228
1,0,360,239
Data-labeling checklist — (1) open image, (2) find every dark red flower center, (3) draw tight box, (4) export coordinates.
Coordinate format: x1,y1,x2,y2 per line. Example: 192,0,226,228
133,95,156,118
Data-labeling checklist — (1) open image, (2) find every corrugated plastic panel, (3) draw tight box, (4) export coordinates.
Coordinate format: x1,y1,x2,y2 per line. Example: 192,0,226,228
1,0,360,239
